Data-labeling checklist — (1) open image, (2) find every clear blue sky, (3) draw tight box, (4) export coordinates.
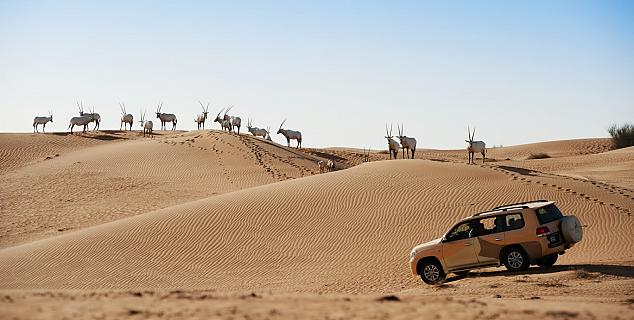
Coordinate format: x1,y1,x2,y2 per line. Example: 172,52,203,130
1,1,632,149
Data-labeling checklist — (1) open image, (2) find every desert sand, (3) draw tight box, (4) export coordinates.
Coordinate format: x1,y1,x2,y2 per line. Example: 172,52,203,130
1,131,633,319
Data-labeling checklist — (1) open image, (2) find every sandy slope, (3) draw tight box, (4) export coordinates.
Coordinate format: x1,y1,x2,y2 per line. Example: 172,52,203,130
1,160,632,293
0,130,325,248
1,133,632,319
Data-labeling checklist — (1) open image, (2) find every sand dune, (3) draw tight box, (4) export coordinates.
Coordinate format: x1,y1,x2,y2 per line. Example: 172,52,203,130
1,133,632,319
1,159,632,293
0,130,327,248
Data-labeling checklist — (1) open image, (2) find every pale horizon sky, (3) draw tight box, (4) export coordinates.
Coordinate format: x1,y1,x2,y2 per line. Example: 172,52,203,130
1,1,632,149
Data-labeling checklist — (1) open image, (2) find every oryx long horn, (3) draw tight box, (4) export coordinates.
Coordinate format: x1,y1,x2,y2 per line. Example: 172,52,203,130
279,119,287,129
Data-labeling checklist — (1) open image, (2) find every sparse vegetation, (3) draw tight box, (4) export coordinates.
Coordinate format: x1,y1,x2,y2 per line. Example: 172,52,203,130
608,123,634,149
527,153,551,160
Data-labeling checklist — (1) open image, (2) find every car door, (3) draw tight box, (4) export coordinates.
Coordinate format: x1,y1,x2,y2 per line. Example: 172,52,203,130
442,221,479,269
474,216,506,264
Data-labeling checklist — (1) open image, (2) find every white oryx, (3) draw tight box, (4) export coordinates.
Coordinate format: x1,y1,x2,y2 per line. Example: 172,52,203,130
195,101,210,130
362,147,370,163
327,159,335,171
265,127,272,141
397,124,417,159
33,112,53,133
466,126,486,164
139,111,153,138
385,124,400,160
155,102,177,130
78,102,101,130
317,159,335,173
223,106,242,134
68,112,95,133
214,108,232,132
247,119,268,138
119,103,134,131
277,119,302,148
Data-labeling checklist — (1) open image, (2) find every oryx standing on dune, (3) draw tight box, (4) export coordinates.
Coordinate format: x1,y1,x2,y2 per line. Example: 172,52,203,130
466,126,486,164
78,102,101,130
223,106,242,134
119,103,134,131
265,127,272,141
277,119,302,148
385,124,400,160
68,112,95,133
155,102,177,130
139,111,153,138
195,101,210,130
247,119,268,138
397,124,417,159
33,112,53,133
214,108,232,132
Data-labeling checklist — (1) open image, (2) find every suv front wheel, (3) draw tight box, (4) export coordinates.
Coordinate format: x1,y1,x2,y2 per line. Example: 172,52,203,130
502,247,529,272
418,259,446,284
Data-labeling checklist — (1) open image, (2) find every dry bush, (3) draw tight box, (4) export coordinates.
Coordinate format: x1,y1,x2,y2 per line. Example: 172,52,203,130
608,123,634,149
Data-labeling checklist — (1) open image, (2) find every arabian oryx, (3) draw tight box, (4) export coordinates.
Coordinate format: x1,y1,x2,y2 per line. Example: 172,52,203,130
139,110,154,138
223,106,242,134
277,119,302,148
385,124,400,160
317,159,335,173
195,101,210,130
155,102,177,130
397,124,417,159
466,126,486,164
362,147,370,163
214,108,232,132
247,119,268,138
265,127,272,141
119,103,134,131
68,111,95,133
33,112,53,133
77,102,101,130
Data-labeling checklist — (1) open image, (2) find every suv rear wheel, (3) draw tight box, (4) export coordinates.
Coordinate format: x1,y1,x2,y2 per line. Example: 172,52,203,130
418,259,446,284
502,247,529,271
536,254,558,267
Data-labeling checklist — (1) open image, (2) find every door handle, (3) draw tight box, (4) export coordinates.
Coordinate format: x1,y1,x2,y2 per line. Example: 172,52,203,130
464,243,472,246
495,238,502,241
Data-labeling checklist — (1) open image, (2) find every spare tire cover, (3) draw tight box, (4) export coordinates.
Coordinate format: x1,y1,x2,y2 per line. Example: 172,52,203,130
561,215,583,243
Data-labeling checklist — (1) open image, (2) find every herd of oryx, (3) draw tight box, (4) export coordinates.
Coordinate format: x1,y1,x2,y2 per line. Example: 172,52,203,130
33,102,487,163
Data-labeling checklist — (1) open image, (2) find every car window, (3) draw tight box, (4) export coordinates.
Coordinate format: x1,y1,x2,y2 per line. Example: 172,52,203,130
504,213,525,231
446,222,472,241
535,204,563,225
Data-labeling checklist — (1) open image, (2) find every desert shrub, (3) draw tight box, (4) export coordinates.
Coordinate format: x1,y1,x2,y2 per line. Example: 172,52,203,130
527,153,551,160
608,123,634,149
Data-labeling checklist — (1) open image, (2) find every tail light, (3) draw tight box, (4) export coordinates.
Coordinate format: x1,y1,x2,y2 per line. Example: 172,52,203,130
536,227,550,236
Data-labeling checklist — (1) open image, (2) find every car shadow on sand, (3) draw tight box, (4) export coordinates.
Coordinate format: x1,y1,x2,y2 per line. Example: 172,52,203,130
445,264,634,283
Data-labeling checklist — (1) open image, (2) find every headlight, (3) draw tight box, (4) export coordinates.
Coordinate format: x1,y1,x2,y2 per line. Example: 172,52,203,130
409,250,417,260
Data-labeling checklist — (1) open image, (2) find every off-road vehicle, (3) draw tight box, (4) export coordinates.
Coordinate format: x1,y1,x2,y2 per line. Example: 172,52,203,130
409,200,583,284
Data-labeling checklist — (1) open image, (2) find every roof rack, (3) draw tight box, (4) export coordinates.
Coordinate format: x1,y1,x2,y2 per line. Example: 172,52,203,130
472,205,527,217
492,200,549,210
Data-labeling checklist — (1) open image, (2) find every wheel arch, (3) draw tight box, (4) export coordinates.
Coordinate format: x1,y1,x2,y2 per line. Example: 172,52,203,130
416,256,445,275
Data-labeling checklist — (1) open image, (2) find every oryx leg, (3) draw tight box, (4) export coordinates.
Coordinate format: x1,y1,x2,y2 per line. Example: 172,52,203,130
411,149,415,159
482,151,486,163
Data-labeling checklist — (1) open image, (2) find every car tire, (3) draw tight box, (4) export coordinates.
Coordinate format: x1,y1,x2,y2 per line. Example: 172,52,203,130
418,259,446,285
502,247,530,272
561,215,583,244
536,254,558,268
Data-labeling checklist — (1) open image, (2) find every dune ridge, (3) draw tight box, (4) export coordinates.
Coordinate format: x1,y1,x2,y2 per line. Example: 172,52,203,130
1,159,632,293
